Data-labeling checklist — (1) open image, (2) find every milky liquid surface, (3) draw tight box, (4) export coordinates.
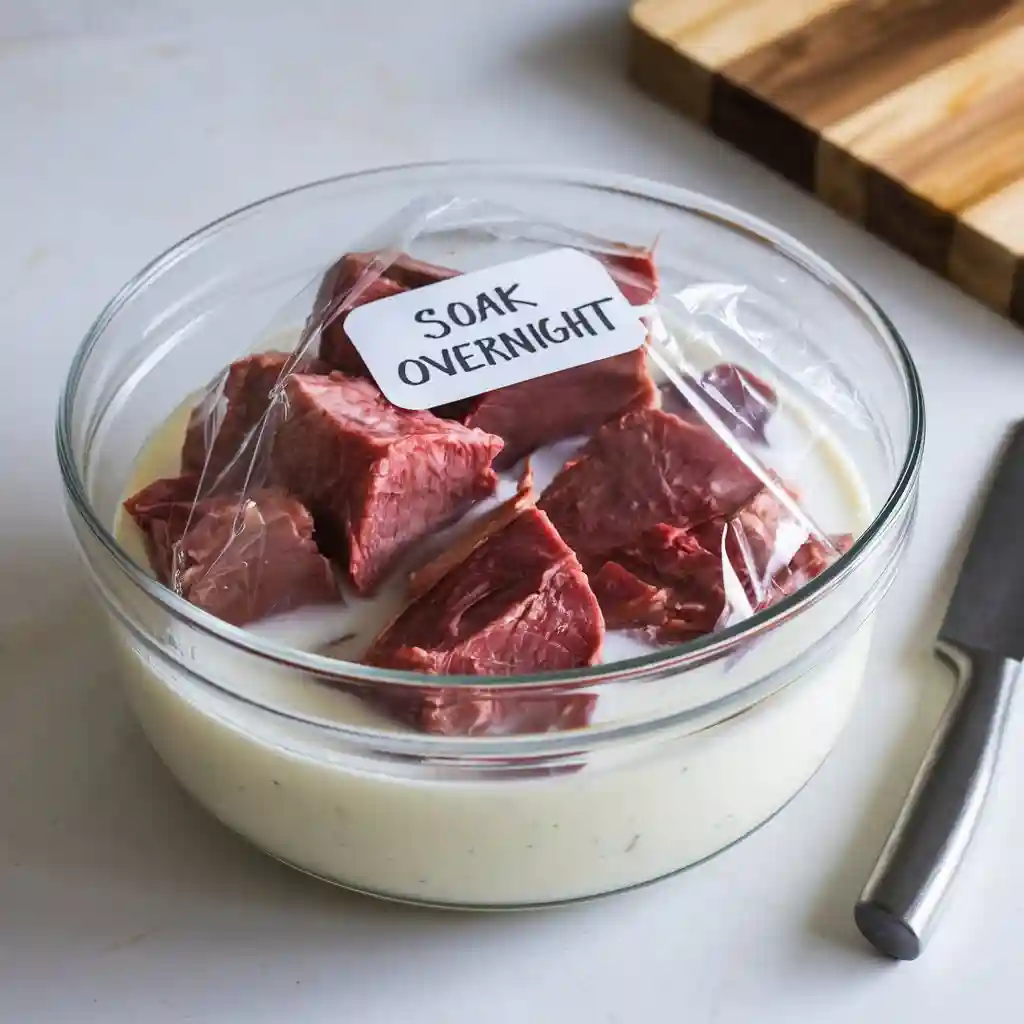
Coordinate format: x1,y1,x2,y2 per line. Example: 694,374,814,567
108,350,879,904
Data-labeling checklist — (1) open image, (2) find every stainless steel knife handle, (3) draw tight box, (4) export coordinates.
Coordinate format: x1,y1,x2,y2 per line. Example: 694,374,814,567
855,645,1018,960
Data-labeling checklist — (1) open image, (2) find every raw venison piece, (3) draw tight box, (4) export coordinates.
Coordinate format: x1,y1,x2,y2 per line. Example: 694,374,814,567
452,247,659,468
538,406,764,572
181,351,329,481
588,561,668,631
769,532,853,603
712,484,844,613
365,506,603,736
660,363,778,444
540,404,845,643
122,473,207,582
591,492,850,644
367,507,604,674
271,372,503,594
598,247,660,305
461,349,657,470
406,472,535,602
314,247,659,463
315,251,459,375
123,476,340,626
593,524,727,643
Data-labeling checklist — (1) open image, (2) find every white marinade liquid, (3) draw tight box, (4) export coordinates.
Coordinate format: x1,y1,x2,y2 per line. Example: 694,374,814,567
110,384,875,905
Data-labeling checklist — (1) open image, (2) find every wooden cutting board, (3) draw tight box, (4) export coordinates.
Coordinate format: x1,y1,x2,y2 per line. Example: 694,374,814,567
629,0,1024,326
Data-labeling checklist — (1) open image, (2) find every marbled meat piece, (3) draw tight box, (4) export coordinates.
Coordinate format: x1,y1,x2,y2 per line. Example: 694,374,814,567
661,363,778,444
123,473,207,582
589,561,668,631
406,473,535,602
313,246,659,442
597,522,730,643
461,348,657,470
770,532,853,602
538,406,764,571
271,372,503,594
366,507,604,675
365,505,603,735
123,475,340,626
539,404,847,643
600,523,728,641
591,490,850,644
453,247,659,467
181,351,328,482
597,246,660,305
315,251,459,375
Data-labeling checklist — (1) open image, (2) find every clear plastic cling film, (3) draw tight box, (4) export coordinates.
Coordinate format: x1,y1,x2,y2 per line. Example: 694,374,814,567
122,194,867,737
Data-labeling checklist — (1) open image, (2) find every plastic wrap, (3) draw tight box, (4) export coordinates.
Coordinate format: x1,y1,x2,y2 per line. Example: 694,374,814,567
122,195,863,735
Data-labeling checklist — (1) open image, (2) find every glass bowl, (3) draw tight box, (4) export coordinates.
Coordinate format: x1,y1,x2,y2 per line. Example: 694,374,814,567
57,162,924,908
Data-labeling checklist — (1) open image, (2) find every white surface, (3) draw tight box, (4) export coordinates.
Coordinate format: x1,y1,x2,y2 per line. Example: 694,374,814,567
1,0,1023,1019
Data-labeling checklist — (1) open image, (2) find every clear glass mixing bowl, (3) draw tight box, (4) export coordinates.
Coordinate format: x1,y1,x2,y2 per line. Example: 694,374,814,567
57,162,924,907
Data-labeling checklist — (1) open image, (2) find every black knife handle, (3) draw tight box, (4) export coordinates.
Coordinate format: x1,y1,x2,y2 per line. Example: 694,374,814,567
854,646,1017,960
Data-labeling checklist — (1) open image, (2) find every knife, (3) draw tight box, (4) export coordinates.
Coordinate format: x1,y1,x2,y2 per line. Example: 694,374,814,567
854,421,1024,960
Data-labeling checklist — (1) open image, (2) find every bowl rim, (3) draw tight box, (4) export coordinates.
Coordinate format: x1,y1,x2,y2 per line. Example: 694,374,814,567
56,158,925,698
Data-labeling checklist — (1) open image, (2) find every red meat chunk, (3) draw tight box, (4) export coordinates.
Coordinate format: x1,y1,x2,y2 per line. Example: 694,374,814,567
271,372,503,594
661,363,778,444
365,505,603,735
406,476,535,602
181,351,328,482
602,523,730,642
367,506,603,674
771,532,853,602
591,491,850,644
123,476,340,626
123,474,206,582
540,404,847,644
538,407,764,571
461,348,657,470
598,247,660,305
315,251,459,375
589,561,668,630
313,247,658,460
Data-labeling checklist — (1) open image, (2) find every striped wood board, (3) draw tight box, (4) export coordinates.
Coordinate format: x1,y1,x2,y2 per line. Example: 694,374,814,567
629,0,1024,326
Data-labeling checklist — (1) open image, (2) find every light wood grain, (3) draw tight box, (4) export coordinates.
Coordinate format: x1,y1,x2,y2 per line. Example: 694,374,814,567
824,25,1024,202
629,0,1024,326
962,177,1024,251
725,0,1023,129
631,0,841,69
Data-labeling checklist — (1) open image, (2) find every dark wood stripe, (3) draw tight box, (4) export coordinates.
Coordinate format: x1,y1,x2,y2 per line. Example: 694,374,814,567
949,222,1017,313
865,170,955,274
628,19,713,126
710,76,817,191
723,0,1023,130
1010,260,1024,327
628,0,1024,328
816,138,868,223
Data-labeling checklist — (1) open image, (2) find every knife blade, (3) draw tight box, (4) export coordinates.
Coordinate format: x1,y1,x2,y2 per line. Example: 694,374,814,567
939,421,1024,657
855,421,1024,960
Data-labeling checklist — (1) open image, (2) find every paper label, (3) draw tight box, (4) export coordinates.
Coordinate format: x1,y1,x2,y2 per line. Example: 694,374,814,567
342,248,649,410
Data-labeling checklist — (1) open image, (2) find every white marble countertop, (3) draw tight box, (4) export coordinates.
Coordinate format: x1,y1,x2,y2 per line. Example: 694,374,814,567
3,1,1024,1020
